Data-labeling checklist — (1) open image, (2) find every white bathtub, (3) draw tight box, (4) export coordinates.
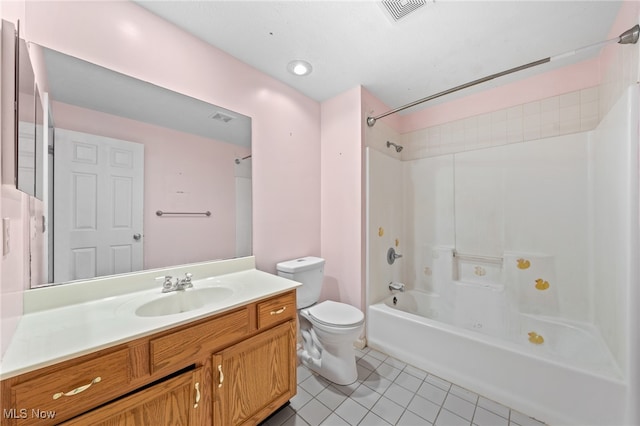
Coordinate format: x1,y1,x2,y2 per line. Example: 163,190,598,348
367,290,627,425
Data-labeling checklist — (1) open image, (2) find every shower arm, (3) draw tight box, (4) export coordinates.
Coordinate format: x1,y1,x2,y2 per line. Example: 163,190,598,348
366,24,640,127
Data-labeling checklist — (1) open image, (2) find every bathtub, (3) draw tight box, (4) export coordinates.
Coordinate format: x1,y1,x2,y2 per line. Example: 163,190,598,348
367,290,627,425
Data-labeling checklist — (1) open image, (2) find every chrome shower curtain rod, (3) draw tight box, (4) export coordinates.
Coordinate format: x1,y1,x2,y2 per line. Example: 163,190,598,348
366,24,640,127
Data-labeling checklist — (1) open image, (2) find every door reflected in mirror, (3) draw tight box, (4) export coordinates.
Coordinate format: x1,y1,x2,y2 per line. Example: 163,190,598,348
32,45,252,287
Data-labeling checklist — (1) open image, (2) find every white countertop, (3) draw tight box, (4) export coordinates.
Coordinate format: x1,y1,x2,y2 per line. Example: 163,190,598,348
1,262,300,380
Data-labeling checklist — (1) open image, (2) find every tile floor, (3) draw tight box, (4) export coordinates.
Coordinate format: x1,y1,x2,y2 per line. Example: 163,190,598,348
261,347,547,426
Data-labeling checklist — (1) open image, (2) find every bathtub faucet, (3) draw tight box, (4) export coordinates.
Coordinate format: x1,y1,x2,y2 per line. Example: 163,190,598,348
387,247,403,265
388,282,405,292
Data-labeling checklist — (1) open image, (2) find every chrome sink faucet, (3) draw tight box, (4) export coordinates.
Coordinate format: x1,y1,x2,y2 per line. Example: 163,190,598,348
162,273,193,293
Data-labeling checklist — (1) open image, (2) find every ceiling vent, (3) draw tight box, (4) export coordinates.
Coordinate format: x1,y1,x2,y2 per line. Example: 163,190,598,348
380,0,428,22
209,111,234,123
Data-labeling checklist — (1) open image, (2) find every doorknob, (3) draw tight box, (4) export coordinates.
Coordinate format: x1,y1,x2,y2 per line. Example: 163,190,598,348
133,233,142,241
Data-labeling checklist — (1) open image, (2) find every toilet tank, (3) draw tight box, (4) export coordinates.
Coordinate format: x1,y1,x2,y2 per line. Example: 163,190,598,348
276,257,325,309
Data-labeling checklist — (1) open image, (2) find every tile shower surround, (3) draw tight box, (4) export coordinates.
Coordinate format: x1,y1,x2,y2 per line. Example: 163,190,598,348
401,87,599,160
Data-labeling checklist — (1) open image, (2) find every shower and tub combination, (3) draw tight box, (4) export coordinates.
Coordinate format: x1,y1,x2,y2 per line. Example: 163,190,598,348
367,246,627,425
365,82,639,425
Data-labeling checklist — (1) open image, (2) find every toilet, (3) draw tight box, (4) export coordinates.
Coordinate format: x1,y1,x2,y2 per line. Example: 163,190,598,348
276,256,365,385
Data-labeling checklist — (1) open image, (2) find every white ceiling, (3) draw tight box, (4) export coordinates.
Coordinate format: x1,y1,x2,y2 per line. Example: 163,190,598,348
134,0,623,114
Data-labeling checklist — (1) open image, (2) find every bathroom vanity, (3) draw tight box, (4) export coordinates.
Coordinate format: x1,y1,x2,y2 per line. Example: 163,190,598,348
0,257,299,425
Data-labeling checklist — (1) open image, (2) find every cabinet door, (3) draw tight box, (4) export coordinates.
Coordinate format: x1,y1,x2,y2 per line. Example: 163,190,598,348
60,367,204,426
213,321,296,425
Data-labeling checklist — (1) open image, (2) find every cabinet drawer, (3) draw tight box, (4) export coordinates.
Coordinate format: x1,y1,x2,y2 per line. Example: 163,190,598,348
11,349,130,425
257,291,296,329
150,307,250,373
59,367,204,426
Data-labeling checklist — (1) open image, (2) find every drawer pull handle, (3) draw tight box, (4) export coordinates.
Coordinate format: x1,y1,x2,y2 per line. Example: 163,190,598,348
270,306,287,315
52,376,101,400
217,364,224,388
194,382,200,408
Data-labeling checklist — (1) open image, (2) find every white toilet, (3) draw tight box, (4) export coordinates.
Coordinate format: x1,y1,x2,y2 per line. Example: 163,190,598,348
276,256,365,385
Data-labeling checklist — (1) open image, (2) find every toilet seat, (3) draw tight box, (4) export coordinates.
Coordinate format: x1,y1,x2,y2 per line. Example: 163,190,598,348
305,300,364,328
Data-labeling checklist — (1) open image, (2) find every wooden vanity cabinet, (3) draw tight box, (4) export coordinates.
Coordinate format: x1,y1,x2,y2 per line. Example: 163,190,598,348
59,367,204,426
5,349,132,425
0,289,297,426
211,290,297,426
213,321,296,425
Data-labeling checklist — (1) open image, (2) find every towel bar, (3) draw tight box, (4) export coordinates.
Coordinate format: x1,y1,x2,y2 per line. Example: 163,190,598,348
156,210,211,217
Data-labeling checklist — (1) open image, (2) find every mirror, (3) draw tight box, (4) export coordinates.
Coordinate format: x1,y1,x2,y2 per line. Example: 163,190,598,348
16,37,43,199
31,45,252,287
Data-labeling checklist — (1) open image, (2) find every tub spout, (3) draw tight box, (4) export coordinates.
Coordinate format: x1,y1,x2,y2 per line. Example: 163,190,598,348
389,282,405,292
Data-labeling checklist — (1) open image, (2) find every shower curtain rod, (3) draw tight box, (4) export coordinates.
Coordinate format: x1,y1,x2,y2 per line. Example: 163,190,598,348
366,24,640,127
234,154,252,164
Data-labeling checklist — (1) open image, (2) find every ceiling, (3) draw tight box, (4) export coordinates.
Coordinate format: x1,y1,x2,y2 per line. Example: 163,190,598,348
42,46,251,147
134,0,623,115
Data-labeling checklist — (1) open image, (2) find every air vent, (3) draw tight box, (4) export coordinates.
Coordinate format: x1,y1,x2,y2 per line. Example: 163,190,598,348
380,0,428,22
209,111,234,123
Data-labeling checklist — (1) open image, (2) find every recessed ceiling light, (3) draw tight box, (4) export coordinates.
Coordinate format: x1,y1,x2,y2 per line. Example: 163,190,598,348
287,60,313,76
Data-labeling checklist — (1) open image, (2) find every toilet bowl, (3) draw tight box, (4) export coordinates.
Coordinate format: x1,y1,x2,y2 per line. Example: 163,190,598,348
276,257,365,385
298,300,365,385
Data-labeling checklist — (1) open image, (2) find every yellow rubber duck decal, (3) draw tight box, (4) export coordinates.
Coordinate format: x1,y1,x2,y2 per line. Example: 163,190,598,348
517,258,531,269
535,279,550,290
528,332,544,344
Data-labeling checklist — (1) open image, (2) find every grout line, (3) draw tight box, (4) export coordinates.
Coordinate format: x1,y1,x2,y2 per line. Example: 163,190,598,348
470,401,479,425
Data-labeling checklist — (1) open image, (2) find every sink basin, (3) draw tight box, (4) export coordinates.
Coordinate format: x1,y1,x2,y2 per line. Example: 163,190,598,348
135,287,234,317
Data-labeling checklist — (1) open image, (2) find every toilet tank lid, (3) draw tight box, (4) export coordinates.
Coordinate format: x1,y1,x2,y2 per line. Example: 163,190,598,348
276,256,325,273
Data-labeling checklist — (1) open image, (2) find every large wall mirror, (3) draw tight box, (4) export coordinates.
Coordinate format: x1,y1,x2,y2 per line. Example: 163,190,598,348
31,45,252,287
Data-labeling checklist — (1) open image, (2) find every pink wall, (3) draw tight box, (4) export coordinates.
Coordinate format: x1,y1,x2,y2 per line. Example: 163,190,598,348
2,0,636,357
0,1,321,356
400,57,601,133
51,101,250,270
318,85,401,311
320,86,364,309
20,0,322,274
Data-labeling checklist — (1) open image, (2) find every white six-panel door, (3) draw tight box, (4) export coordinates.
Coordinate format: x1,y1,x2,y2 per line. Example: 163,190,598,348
54,128,144,282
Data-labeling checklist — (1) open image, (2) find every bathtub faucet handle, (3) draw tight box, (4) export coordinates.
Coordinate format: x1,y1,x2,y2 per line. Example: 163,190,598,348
387,247,403,265
389,282,405,292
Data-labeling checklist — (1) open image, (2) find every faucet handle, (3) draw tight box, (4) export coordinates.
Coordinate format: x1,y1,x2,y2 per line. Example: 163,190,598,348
181,272,193,289
162,276,174,292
